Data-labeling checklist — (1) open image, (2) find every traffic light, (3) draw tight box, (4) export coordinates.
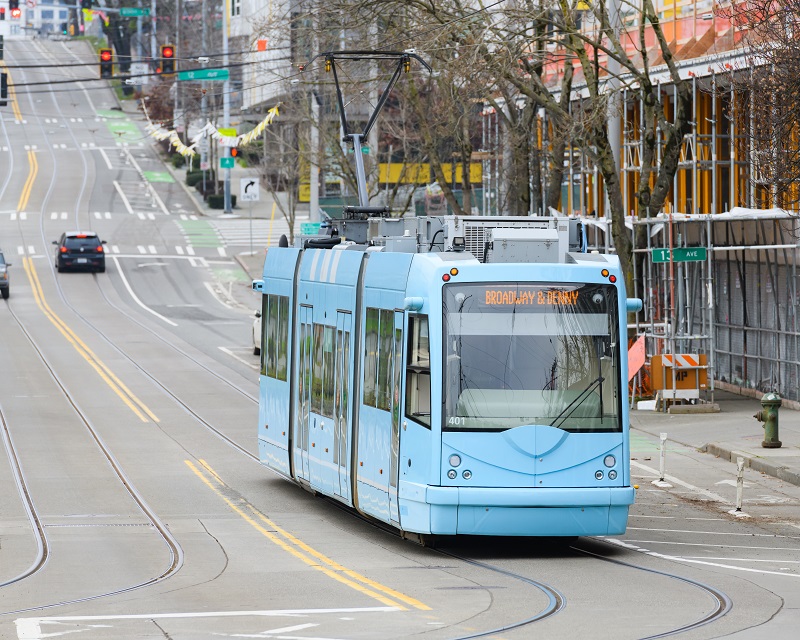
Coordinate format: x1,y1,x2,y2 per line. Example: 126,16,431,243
10,8,20,19
0,8,5,21
99,48,113,79
230,147,239,158
160,44,175,75
0,36,3,60
80,0,92,9
9,0,18,9
1,73,7,108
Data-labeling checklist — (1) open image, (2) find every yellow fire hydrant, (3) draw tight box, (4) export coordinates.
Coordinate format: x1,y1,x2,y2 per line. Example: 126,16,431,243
754,392,782,449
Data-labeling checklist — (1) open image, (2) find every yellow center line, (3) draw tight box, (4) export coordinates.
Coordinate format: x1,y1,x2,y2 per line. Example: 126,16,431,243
23,257,159,423
17,149,37,212
189,459,431,612
0,61,23,122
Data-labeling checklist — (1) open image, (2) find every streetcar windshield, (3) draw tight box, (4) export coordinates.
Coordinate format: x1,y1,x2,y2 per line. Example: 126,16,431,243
443,282,621,432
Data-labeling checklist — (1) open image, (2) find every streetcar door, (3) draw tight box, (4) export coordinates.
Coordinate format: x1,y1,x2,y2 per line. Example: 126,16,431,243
335,312,351,499
388,311,404,524
296,305,312,481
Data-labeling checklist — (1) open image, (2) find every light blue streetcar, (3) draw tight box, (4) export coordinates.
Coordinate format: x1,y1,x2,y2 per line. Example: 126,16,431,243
254,214,642,537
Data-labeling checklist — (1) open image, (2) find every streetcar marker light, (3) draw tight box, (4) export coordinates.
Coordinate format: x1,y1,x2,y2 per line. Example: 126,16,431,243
601,269,609,277
442,274,450,282
450,267,459,276
609,275,617,283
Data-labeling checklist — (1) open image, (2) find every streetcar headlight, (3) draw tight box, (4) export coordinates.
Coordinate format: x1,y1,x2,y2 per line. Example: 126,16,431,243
447,469,457,479
608,470,618,480
448,454,462,467
462,470,472,480
604,455,616,468
595,470,604,480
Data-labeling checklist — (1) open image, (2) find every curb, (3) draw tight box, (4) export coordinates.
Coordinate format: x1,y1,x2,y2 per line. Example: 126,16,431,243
702,442,800,487
234,254,261,281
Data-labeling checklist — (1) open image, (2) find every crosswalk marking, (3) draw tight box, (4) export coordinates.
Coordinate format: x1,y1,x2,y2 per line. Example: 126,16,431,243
175,246,184,255
217,247,226,257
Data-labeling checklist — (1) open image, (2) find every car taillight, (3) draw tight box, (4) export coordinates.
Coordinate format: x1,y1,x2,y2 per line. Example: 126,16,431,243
97,245,104,253
60,247,67,253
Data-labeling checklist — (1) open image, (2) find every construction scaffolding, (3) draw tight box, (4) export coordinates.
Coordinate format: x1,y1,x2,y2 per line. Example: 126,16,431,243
605,210,800,404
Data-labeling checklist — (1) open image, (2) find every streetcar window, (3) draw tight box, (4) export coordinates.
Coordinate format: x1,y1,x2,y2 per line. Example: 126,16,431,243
378,309,394,411
277,296,289,380
363,308,379,407
322,326,335,417
312,323,324,414
260,295,268,376
405,315,431,428
267,294,279,378
443,283,621,433
264,294,289,381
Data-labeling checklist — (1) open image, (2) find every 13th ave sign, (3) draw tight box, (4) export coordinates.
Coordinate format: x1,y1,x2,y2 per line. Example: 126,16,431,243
651,247,708,263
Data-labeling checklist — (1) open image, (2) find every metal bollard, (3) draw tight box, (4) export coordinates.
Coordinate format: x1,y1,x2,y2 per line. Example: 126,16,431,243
754,392,782,449
735,456,745,512
659,432,667,481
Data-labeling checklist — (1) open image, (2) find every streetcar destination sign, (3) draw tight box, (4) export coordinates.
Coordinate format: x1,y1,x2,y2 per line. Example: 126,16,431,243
651,247,708,263
177,69,230,81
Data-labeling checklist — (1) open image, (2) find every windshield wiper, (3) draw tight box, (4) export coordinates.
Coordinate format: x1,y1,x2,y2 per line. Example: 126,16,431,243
549,376,605,429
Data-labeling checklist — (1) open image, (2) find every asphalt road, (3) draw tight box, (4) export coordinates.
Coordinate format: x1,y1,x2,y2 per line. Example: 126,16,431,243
0,38,799,640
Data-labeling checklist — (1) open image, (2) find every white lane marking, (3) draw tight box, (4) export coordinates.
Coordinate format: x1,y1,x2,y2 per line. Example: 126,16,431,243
627,527,799,539
621,538,800,551
137,246,146,254
110,256,178,327
716,479,754,487
137,212,146,220
148,212,156,220
148,245,157,254
111,245,120,254
680,556,800,564
17,246,24,255
175,246,184,255
631,460,730,503
94,211,101,219
180,214,188,220
16,608,399,639
10,213,16,221
61,212,67,220
27,245,35,255
603,538,800,578
50,212,57,220
219,347,259,370
217,247,227,257
186,246,195,255
98,146,113,170
105,212,111,219
113,180,134,214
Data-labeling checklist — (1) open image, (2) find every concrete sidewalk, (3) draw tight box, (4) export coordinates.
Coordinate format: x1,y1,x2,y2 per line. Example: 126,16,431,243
632,390,800,486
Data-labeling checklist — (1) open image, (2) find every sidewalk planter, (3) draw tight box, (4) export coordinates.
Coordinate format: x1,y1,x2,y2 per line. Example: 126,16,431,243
208,194,237,209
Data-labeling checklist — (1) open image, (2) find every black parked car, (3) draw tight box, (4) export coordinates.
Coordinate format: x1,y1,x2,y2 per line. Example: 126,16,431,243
53,231,106,273
0,249,11,299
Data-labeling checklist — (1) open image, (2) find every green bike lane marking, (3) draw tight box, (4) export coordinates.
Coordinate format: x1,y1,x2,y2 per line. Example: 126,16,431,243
177,219,222,248
96,109,128,119
106,118,141,142
143,171,175,183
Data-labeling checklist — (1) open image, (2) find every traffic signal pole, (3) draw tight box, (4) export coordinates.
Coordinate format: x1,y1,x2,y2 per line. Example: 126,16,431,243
223,1,231,213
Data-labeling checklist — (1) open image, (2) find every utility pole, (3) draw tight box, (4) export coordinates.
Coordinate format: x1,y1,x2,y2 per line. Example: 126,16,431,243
223,0,232,212
200,0,208,188
150,0,157,67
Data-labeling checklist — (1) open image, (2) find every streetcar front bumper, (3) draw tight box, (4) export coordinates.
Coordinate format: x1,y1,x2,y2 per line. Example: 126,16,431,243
401,485,635,536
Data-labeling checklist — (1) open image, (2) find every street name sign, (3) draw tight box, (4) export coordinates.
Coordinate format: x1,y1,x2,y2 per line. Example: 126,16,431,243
120,8,150,17
240,178,260,202
651,247,708,263
220,157,235,169
177,69,230,82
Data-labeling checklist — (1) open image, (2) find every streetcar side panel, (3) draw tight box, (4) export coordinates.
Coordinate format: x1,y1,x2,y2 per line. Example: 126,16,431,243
354,252,413,524
258,248,301,479
295,248,363,502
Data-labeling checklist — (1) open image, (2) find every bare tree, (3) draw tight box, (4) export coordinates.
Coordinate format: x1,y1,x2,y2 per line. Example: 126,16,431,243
721,0,800,208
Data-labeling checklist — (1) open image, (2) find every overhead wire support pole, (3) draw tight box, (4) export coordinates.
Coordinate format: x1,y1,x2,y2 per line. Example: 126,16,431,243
303,50,431,216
